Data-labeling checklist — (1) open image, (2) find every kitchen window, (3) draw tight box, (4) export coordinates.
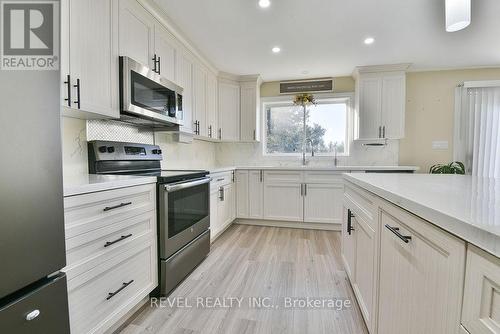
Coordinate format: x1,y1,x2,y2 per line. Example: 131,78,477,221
263,95,352,156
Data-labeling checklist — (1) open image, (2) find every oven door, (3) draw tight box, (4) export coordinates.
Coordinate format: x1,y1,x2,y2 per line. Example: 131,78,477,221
120,56,183,126
159,177,210,259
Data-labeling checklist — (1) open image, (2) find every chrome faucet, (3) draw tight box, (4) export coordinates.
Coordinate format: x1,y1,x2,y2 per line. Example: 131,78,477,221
302,138,315,166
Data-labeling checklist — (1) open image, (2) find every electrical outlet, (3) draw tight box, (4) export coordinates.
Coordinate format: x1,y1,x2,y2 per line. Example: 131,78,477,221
432,140,449,150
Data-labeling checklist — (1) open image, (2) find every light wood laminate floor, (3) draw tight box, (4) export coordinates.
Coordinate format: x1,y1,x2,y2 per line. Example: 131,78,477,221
120,224,368,334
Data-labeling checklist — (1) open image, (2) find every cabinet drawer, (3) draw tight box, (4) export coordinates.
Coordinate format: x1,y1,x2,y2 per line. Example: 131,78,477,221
462,245,500,334
344,181,376,227
263,170,302,183
304,171,343,184
66,235,157,334
210,171,234,190
65,210,156,270
64,184,156,238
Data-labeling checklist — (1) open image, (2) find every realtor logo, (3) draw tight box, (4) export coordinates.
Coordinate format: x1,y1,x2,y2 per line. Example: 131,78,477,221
1,1,59,70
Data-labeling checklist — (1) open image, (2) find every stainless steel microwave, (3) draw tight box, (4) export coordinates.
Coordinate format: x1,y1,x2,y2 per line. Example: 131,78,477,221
119,56,183,128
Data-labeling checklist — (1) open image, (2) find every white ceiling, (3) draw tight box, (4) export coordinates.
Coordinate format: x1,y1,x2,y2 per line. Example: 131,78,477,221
154,0,500,81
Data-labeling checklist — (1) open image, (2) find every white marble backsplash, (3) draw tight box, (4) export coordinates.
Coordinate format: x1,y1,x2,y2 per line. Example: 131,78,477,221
62,117,399,179
215,140,399,167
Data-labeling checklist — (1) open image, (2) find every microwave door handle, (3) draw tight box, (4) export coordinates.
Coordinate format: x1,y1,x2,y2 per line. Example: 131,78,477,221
164,177,211,193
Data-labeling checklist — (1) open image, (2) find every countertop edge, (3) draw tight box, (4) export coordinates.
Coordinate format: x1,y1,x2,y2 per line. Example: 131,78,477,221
209,166,419,173
64,177,157,197
343,174,500,258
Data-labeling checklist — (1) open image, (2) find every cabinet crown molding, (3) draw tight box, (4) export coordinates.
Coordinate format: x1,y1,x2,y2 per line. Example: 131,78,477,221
352,63,412,78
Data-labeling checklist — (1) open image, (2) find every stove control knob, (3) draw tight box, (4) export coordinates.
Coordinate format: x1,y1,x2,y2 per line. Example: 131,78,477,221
157,149,162,155
152,149,162,155
98,146,107,153
107,146,115,153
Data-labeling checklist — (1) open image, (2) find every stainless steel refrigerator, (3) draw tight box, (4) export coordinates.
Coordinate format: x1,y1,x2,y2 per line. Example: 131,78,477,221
0,4,70,333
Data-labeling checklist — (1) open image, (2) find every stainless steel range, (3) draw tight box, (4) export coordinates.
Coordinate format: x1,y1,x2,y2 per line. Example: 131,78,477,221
88,141,210,296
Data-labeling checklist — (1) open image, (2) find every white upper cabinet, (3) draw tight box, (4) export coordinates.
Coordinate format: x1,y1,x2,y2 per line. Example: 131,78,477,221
206,72,218,139
218,79,240,141
381,75,406,139
240,77,261,142
62,0,119,119
153,23,176,82
175,50,194,134
118,0,154,68
354,65,408,140
193,63,208,137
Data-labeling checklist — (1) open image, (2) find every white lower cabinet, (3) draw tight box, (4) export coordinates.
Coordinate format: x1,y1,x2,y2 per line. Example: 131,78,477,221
263,182,303,222
461,245,500,334
343,180,469,334
248,170,264,219
235,170,249,218
303,183,343,224
63,184,158,334
210,172,236,240
377,202,465,334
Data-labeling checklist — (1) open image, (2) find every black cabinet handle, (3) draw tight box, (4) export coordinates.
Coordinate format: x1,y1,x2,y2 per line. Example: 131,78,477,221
385,224,412,243
73,78,81,109
152,54,157,73
219,186,224,201
106,280,134,300
378,126,382,138
382,126,386,138
218,128,222,140
103,201,132,212
64,74,71,107
104,234,132,248
157,56,161,74
347,209,355,235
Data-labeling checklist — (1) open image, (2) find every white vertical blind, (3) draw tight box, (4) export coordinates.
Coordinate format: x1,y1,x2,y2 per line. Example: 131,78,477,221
461,87,500,177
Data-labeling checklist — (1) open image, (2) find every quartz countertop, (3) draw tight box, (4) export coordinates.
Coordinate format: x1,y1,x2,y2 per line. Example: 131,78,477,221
344,173,500,258
209,165,419,173
64,174,157,197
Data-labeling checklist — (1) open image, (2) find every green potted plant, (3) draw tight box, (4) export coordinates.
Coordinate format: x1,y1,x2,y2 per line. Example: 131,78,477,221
429,161,466,174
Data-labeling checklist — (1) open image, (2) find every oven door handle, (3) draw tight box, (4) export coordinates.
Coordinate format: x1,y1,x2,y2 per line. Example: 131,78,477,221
164,177,211,192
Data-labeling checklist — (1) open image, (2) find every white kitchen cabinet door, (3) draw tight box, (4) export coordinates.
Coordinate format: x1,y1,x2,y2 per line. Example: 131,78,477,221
263,183,303,222
193,63,207,137
235,170,249,219
65,0,119,118
462,245,500,334
210,188,220,239
218,81,240,141
218,184,235,231
377,204,465,334
240,82,259,142
358,77,382,139
353,214,376,331
119,0,154,68
303,183,343,224
153,23,176,82
341,206,356,280
381,74,405,139
175,50,194,134
248,170,264,219
206,73,218,139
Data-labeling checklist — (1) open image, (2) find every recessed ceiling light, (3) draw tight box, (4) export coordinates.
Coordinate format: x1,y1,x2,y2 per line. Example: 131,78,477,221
364,37,375,45
259,0,270,8
272,47,281,53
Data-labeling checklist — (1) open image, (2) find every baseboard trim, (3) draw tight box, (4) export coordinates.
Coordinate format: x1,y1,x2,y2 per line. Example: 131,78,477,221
210,221,234,243
108,297,149,334
235,219,341,231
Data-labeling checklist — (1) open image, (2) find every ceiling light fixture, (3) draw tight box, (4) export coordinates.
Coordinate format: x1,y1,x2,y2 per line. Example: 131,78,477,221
272,47,281,53
445,0,471,32
259,0,270,8
364,37,375,45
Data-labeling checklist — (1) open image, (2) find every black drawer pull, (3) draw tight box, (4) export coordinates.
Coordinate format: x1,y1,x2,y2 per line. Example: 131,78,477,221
103,202,132,212
385,224,412,243
64,74,71,107
73,78,81,109
216,178,224,182
104,234,132,248
106,280,134,300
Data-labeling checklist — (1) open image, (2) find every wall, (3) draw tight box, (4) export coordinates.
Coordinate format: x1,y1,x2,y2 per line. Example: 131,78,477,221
400,68,500,172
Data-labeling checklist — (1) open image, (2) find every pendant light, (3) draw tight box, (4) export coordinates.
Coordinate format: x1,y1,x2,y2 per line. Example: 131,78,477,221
445,0,471,32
